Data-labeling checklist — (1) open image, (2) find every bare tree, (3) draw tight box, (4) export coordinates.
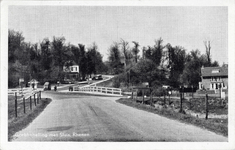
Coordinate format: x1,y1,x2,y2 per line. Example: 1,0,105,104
120,38,129,70
204,41,211,66
132,41,140,63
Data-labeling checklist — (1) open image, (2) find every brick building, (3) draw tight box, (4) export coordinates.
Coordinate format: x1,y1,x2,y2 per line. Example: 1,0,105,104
199,64,228,93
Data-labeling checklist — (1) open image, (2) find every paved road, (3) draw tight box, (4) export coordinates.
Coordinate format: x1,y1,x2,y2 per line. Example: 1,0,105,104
12,92,227,142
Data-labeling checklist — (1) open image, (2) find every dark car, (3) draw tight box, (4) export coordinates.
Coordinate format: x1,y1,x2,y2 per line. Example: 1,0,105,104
92,74,103,80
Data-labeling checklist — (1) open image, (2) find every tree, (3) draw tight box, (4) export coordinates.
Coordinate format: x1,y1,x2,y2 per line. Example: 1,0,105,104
132,59,161,105
119,39,130,69
132,59,159,87
86,42,104,76
181,50,202,87
144,38,164,66
132,41,140,63
51,36,73,80
166,44,187,88
40,38,52,70
8,29,25,63
71,44,80,65
204,41,211,66
108,42,123,74
78,44,87,80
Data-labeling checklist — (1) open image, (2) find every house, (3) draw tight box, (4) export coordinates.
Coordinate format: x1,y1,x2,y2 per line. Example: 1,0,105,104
199,64,228,93
28,79,39,89
63,61,79,82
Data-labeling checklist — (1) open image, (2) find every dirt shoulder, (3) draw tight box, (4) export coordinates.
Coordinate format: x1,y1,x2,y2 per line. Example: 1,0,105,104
8,98,52,141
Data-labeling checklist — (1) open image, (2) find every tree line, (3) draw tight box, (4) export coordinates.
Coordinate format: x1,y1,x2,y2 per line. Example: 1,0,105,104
8,29,107,88
107,38,219,89
9,29,220,89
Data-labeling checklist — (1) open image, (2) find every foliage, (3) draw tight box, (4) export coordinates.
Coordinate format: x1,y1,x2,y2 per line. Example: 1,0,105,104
132,59,159,87
9,29,222,90
132,41,140,63
166,44,187,88
144,38,164,66
107,42,123,74
8,29,108,88
181,49,219,88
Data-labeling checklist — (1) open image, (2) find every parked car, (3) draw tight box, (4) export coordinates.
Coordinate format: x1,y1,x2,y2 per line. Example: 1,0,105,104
61,79,75,84
43,82,51,90
92,74,103,80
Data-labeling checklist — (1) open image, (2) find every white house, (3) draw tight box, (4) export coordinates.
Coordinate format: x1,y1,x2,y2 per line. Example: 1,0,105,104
63,61,80,82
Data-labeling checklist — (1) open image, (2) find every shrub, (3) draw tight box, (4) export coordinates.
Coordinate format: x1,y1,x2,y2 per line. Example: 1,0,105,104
137,90,150,96
112,77,120,88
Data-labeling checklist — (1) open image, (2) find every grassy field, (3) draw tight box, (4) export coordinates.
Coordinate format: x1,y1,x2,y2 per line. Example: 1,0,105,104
117,97,228,136
8,95,52,141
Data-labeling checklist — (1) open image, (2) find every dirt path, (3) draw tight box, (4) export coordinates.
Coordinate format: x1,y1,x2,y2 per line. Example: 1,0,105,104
11,92,227,141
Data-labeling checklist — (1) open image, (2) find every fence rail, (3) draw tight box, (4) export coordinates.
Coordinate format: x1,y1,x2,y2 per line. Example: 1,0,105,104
73,86,122,95
8,88,34,96
11,91,42,118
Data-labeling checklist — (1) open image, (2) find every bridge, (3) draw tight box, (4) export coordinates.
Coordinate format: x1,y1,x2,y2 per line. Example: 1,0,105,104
60,75,123,96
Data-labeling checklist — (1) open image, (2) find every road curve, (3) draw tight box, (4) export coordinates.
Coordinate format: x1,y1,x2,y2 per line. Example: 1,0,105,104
12,92,227,142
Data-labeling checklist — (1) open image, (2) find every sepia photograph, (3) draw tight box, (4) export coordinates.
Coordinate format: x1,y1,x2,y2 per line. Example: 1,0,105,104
1,0,235,150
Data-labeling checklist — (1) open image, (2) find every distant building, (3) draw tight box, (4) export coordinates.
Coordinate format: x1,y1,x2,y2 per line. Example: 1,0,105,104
199,64,228,93
63,61,79,82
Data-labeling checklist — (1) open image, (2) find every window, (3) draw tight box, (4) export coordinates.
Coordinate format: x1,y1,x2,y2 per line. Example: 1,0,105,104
212,69,220,73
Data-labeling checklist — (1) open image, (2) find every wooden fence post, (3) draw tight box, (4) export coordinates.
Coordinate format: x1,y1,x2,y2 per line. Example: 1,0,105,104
150,89,153,106
131,90,133,100
168,94,170,105
189,98,191,110
205,94,209,120
135,89,138,102
30,96,32,110
37,92,39,104
142,89,144,104
192,86,194,98
15,92,17,118
164,91,166,105
180,93,183,113
23,97,26,114
34,93,36,106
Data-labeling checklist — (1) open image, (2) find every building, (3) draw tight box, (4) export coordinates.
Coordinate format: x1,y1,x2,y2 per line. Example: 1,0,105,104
199,64,228,93
63,61,79,82
28,79,39,89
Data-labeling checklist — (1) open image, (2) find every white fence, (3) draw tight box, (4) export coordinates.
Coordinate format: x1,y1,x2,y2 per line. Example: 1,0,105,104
73,86,122,95
8,88,34,96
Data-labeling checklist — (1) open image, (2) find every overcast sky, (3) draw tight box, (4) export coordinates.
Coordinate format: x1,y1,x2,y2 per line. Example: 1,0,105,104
8,6,228,64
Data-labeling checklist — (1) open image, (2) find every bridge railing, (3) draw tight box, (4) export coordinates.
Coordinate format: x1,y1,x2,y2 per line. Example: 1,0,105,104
73,86,122,95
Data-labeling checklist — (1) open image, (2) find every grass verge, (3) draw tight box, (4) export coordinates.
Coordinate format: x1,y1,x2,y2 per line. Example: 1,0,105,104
116,98,227,137
8,98,52,141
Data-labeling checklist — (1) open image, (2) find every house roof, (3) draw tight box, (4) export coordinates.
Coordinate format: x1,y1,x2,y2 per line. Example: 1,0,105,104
201,66,228,77
28,79,39,84
64,60,78,66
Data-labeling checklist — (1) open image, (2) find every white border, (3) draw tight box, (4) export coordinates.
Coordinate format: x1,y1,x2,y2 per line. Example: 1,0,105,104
1,0,235,150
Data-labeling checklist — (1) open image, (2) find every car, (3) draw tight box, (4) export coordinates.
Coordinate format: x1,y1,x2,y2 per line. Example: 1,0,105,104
61,79,75,84
43,82,51,90
92,74,103,80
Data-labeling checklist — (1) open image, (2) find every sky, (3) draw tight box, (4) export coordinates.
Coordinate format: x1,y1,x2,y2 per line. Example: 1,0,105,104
8,6,228,64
